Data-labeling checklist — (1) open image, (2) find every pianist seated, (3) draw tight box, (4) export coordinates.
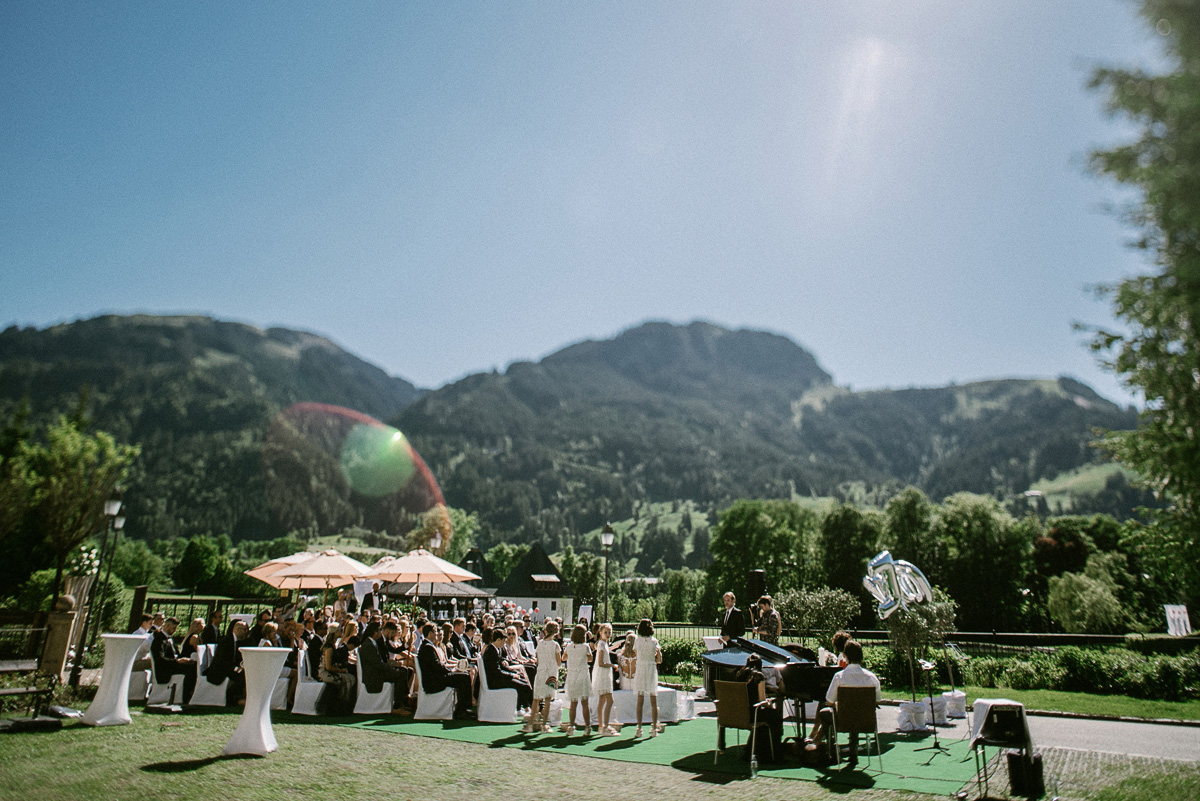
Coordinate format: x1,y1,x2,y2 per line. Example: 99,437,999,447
805,640,881,767
735,654,783,761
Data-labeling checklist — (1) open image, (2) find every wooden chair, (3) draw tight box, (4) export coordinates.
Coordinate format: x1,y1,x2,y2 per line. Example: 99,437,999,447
831,685,882,771
714,680,775,766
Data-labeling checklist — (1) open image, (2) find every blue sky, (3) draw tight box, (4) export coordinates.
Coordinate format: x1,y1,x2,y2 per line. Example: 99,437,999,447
0,2,1166,404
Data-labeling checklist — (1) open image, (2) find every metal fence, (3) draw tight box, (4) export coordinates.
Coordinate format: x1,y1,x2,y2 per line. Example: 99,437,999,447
143,596,280,624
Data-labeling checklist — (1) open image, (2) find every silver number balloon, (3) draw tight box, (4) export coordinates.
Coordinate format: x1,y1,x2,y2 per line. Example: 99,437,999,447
863,550,933,619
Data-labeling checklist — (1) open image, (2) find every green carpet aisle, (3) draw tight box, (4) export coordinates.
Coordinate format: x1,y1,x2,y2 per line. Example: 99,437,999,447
340,715,978,796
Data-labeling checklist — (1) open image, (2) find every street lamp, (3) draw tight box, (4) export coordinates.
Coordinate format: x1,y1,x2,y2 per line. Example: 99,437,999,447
69,489,123,687
89,505,125,648
600,523,615,624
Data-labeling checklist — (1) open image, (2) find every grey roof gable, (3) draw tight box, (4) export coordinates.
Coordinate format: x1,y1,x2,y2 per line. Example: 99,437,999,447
494,542,574,598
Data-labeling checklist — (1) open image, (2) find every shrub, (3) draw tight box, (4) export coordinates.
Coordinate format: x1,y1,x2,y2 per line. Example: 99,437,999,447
963,657,1007,689
659,637,705,674
1002,653,1064,691
861,645,908,687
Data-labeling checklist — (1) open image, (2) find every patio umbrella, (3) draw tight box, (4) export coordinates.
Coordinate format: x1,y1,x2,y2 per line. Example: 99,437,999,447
366,548,480,610
243,551,319,588
266,549,372,599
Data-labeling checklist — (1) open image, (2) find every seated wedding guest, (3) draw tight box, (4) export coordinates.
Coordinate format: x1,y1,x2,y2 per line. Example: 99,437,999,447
515,619,536,649
754,596,781,645
247,609,272,645
360,621,412,712
179,617,205,659
465,622,481,653
318,619,357,715
258,621,281,647
151,616,198,704
732,654,782,761
805,640,881,767
446,618,475,660
131,613,154,671
282,619,305,707
202,610,223,646
484,627,533,709
503,625,538,685
305,620,327,679
417,623,473,718
206,620,248,705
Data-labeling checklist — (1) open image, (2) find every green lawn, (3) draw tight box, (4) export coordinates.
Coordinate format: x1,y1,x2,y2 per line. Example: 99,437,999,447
881,685,1200,721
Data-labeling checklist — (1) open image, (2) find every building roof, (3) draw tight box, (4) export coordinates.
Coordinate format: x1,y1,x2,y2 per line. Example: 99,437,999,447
458,547,501,589
494,542,574,599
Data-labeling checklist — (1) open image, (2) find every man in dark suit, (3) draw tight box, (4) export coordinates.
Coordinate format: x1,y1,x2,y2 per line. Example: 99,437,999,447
483,627,533,708
201,610,222,646
150,616,197,703
246,609,272,647
361,582,385,613
417,623,473,718
360,621,411,710
720,592,746,645
205,620,247,705
445,617,475,661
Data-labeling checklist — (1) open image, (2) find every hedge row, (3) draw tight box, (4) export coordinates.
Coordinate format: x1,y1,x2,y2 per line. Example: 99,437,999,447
864,644,1200,702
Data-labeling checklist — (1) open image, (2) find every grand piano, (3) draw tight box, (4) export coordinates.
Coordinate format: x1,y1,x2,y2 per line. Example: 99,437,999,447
702,637,839,738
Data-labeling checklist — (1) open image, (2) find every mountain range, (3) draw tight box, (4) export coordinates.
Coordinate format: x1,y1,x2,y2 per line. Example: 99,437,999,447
0,315,1141,552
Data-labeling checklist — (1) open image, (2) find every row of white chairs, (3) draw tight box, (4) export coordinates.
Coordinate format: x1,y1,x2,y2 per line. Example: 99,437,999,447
131,644,522,722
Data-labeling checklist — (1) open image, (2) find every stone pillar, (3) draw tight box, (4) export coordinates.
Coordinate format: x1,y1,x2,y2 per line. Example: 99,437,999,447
42,610,77,681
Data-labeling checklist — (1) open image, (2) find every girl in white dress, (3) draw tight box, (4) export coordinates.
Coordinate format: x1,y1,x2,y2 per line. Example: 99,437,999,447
633,618,663,737
526,620,561,733
592,623,616,735
564,624,593,735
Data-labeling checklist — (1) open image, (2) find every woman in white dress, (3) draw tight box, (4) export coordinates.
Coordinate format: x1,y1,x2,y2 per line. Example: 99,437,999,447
633,618,664,737
564,624,593,734
526,620,561,733
591,623,616,735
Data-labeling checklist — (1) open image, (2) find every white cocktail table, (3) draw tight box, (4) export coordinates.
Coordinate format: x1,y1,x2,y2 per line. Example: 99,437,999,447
82,633,147,726
222,647,290,756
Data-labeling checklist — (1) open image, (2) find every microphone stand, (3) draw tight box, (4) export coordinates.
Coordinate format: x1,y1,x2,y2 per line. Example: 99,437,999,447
913,659,949,760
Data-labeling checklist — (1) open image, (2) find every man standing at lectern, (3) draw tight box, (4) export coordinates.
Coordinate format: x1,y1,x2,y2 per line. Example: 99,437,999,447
719,592,745,645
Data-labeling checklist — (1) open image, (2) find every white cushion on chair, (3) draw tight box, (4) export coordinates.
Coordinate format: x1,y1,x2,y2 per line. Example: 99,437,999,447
292,673,324,715
147,674,184,706
353,649,394,715
475,654,518,723
128,669,151,704
413,659,454,720
188,644,229,707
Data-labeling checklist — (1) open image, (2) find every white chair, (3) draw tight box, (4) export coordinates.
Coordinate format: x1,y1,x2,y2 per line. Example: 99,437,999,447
146,672,184,706
128,669,151,704
413,659,454,720
475,654,518,723
270,664,290,711
291,648,324,715
188,644,230,707
353,650,394,715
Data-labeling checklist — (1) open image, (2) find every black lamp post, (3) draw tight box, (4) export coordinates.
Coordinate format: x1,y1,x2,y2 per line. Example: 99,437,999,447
89,501,125,649
600,523,615,624
69,490,123,688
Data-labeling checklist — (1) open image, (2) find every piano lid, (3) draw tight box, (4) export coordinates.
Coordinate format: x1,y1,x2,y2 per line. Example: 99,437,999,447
700,637,808,669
